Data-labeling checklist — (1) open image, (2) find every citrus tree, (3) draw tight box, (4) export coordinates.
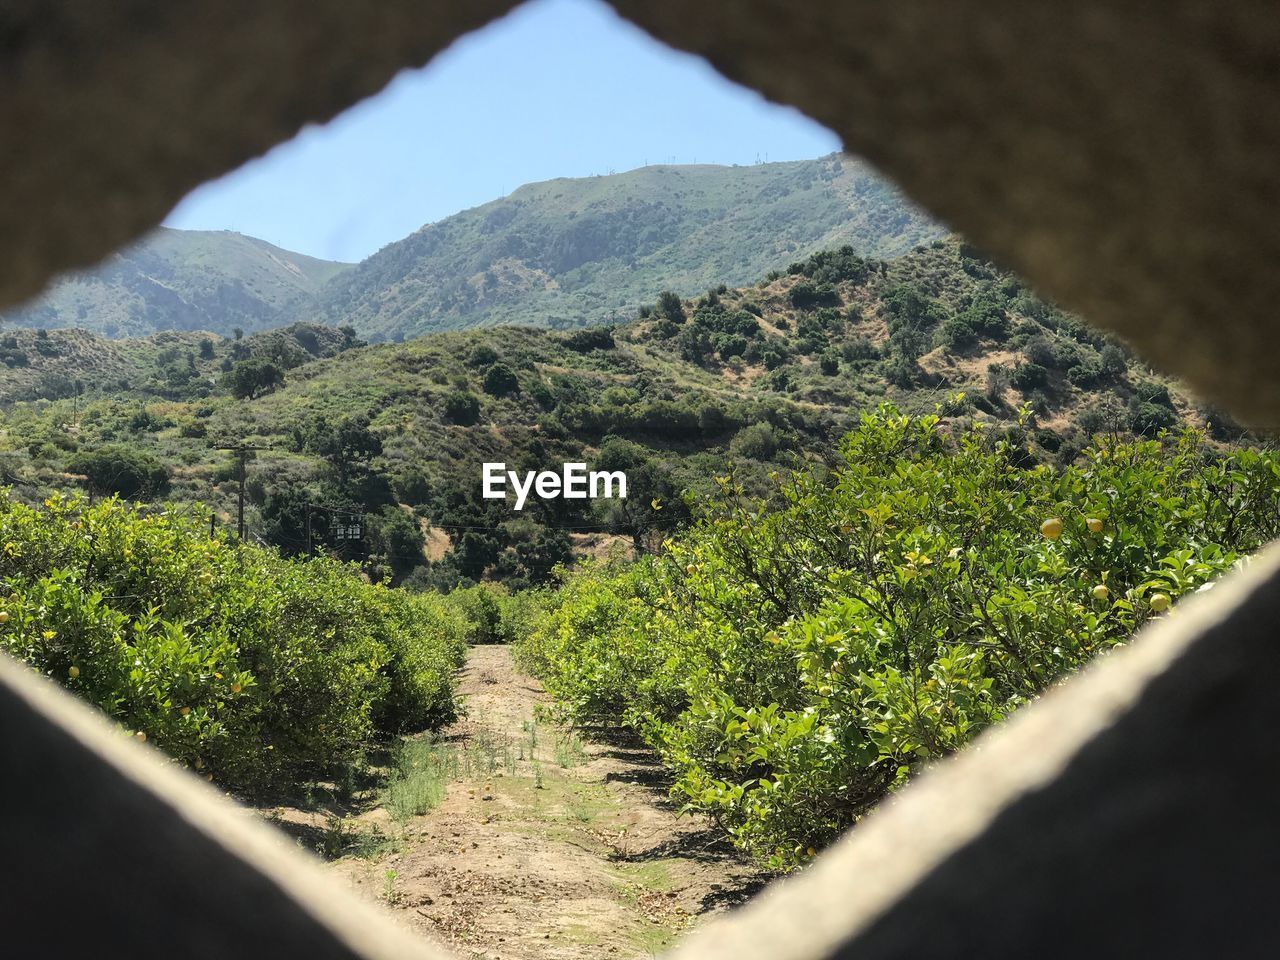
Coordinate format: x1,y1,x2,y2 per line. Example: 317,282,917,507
519,406,1280,868
0,492,469,794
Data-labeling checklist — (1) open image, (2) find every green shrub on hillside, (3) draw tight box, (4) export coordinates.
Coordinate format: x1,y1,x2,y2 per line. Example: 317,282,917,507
483,362,520,397
443,390,482,425
656,291,686,324
789,282,839,310
0,492,467,794
223,357,284,400
70,445,171,499
1011,361,1049,391
518,408,1280,868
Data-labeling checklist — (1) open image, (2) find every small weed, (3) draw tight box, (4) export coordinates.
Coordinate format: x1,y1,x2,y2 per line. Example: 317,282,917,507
521,718,540,757
350,823,402,860
316,815,401,860
471,726,517,775
384,738,455,823
317,815,354,859
383,868,401,906
554,730,588,768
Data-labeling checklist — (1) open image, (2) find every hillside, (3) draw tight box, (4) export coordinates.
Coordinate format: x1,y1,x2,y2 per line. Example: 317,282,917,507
1,228,350,338
0,326,212,401
2,157,936,344
318,154,940,340
0,237,1241,590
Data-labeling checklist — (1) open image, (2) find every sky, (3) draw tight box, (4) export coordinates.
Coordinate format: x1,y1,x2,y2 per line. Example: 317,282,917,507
162,0,841,263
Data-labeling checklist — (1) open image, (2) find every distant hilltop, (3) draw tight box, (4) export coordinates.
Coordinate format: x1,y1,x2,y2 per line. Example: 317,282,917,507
2,155,941,342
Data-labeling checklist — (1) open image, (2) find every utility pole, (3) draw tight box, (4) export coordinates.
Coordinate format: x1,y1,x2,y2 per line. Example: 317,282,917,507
215,443,268,540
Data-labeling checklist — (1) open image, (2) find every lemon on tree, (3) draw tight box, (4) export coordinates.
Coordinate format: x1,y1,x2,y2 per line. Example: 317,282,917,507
1150,593,1171,612
1040,517,1064,539
1091,584,1110,601
1086,517,1104,533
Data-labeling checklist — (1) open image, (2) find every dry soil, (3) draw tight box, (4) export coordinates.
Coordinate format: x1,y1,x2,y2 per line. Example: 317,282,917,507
265,645,769,960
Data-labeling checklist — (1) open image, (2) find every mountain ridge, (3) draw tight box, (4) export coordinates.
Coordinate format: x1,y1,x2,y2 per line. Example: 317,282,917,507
1,227,351,339
319,154,941,339
2,155,941,343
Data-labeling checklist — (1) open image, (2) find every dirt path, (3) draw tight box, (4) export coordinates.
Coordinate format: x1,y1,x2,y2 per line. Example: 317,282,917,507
274,645,767,959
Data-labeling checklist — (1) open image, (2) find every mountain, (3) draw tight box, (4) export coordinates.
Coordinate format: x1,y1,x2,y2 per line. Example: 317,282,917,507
1,228,350,339
1,156,938,344
318,154,941,340
0,237,1240,589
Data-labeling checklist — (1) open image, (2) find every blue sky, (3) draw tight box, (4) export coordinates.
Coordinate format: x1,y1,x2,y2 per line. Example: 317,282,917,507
163,0,840,263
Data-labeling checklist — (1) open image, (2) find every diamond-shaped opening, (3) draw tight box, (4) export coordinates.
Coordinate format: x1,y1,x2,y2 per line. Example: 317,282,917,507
0,1,1272,958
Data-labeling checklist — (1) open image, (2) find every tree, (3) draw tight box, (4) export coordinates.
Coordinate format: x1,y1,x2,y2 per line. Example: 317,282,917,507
789,282,839,310
366,505,425,580
957,287,1011,340
731,422,779,460
1128,396,1179,436
482,362,520,396
843,336,879,363
883,283,946,331
223,358,283,399
985,363,1011,401
1067,356,1104,387
467,344,499,367
1127,381,1178,436
303,415,383,482
656,291,686,324
678,327,714,366
455,530,501,580
258,483,315,556
564,327,615,352
511,528,573,586
1099,344,1128,377
71,445,170,499
698,404,733,436
443,391,481,425
1010,362,1049,392
758,341,790,370
941,316,977,350
885,354,919,387
1023,334,1057,368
